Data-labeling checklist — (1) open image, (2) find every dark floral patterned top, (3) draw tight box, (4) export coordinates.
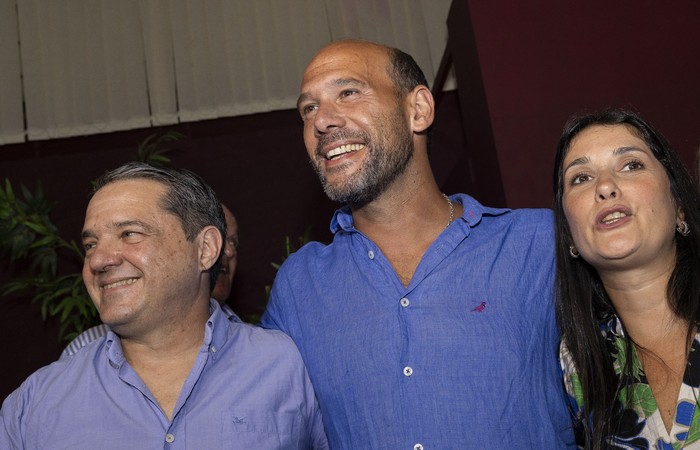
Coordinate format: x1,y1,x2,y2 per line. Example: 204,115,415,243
560,315,700,449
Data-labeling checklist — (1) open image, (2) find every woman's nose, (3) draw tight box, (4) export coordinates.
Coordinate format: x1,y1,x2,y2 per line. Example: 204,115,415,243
595,172,620,201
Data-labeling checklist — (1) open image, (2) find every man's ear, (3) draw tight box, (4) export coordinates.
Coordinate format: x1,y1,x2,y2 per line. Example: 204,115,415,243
408,85,435,133
199,226,223,272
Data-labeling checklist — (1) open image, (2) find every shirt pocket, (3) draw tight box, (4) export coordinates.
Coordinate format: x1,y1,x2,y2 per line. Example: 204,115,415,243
221,410,303,449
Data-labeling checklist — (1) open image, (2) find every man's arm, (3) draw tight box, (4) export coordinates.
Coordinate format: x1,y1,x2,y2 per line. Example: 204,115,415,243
1,381,27,449
260,268,292,333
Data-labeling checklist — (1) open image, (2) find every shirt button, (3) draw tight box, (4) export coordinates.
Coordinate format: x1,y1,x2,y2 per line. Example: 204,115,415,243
165,433,175,443
403,366,413,377
210,345,218,353
368,250,375,259
414,444,424,450
400,298,410,307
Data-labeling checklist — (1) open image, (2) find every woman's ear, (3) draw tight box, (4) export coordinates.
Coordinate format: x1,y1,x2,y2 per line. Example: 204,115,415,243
199,226,223,271
408,85,435,133
677,205,686,225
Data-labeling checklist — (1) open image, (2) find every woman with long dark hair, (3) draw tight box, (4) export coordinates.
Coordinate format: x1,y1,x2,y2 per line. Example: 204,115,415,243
553,109,700,448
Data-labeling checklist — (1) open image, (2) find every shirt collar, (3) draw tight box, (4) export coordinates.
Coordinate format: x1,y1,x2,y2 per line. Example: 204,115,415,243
329,193,511,234
104,298,230,367
204,299,231,355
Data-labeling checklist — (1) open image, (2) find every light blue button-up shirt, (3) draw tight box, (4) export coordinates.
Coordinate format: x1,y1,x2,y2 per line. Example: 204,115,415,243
1,300,328,449
60,302,242,358
262,194,575,449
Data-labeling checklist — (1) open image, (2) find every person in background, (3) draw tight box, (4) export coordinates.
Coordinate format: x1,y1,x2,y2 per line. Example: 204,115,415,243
210,204,239,304
61,203,241,358
1,162,328,449
261,39,575,448
554,109,700,448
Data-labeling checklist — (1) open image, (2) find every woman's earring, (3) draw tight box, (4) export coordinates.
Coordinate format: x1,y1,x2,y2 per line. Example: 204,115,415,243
676,221,691,236
569,245,580,258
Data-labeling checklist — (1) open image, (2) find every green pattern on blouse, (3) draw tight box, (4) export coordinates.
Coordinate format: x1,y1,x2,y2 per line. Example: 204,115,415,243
560,316,700,448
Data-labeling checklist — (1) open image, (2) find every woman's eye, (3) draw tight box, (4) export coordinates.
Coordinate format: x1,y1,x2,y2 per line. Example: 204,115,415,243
570,174,591,185
623,160,644,171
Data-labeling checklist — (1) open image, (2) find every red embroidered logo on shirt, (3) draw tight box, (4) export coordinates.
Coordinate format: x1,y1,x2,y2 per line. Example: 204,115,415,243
471,302,487,312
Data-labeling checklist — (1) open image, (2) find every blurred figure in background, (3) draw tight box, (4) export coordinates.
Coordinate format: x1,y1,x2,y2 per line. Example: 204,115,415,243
210,204,239,305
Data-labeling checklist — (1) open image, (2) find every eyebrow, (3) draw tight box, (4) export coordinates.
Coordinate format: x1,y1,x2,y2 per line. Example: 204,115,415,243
81,219,154,240
296,78,368,109
563,146,646,173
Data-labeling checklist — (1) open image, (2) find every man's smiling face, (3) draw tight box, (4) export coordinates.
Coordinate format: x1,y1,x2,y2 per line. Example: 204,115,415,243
297,41,414,205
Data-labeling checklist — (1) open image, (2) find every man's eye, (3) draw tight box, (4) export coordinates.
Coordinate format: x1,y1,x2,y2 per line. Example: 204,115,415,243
300,104,317,119
340,89,357,97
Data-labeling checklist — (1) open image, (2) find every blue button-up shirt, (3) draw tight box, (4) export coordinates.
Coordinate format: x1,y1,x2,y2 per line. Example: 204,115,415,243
262,194,575,449
1,300,328,449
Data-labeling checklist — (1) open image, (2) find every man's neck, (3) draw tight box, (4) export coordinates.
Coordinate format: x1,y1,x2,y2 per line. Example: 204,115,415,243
351,175,460,287
119,299,211,421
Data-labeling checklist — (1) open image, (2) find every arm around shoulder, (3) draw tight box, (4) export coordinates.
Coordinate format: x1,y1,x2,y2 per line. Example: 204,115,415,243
1,383,28,449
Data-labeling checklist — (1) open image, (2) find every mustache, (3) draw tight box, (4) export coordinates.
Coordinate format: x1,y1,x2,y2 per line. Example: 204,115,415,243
316,129,370,156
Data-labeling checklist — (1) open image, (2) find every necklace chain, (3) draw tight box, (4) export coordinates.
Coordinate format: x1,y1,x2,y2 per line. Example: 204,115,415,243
442,193,454,229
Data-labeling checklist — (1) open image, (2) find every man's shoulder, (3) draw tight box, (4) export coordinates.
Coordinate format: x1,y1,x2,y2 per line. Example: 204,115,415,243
229,322,301,355
490,206,553,221
5,349,95,406
508,207,554,227
275,239,335,274
225,323,310,377
455,194,553,227
482,207,554,235
61,324,110,358
466,207,555,262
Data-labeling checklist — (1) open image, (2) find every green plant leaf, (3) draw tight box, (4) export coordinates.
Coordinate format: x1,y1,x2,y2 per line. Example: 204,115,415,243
4,179,16,203
0,178,97,341
134,130,183,166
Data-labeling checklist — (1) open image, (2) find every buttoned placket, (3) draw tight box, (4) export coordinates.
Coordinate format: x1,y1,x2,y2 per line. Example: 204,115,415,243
359,219,466,450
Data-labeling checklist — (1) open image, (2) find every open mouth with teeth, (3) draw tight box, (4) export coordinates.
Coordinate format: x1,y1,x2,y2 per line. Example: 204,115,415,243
601,211,627,224
326,143,365,160
102,278,138,290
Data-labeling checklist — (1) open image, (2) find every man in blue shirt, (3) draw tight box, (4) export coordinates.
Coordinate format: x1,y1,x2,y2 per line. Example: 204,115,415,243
1,163,328,449
262,40,575,448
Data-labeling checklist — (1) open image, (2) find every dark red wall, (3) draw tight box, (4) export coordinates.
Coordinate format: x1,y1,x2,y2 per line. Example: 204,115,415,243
463,0,700,207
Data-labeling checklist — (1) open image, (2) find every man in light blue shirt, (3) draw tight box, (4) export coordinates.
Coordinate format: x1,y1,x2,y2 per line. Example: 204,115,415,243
262,40,575,448
61,204,242,358
1,163,327,449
